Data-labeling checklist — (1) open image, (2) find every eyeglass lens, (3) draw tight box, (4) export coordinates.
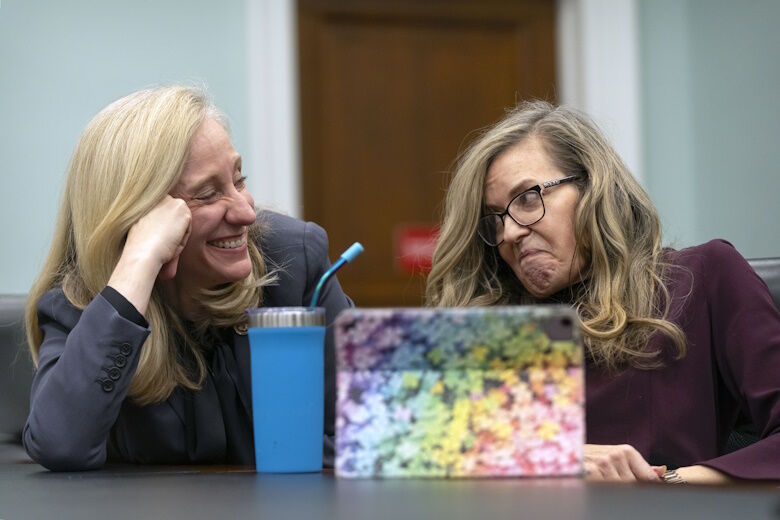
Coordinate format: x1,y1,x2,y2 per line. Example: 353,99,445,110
478,190,544,245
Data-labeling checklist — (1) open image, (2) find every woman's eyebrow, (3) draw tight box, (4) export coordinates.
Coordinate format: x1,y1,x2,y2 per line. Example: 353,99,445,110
181,155,243,194
185,175,219,195
485,178,537,211
507,178,538,198
485,176,536,212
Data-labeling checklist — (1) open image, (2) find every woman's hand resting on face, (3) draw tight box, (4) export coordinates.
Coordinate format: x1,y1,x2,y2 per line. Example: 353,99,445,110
584,444,664,482
127,195,193,281
108,196,192,315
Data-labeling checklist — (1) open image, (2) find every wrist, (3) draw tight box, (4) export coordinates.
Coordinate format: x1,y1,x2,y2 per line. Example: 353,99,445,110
108,250,162,316
662,469,687,484
118,244,166,273
673,465,731,484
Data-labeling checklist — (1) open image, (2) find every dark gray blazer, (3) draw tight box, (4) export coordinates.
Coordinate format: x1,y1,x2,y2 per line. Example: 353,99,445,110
23,211,352,471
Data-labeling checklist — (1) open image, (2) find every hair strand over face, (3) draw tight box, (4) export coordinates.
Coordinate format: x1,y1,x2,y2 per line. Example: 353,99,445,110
426,100,686,370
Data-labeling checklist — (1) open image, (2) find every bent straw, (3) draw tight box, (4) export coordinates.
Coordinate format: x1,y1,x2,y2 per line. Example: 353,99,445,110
309,242,364,309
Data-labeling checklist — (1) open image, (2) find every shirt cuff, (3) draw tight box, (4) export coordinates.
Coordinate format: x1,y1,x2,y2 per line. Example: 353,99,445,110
102,286,148,328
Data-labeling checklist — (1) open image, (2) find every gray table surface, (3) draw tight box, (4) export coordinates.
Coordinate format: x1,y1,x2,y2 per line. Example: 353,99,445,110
1,442,778,520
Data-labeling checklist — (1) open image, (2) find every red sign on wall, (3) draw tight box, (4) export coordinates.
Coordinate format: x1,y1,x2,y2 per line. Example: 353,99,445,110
395,225,439,274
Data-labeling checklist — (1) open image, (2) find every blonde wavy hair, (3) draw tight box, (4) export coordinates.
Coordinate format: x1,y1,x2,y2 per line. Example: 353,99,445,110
26,85,274,405
426,100,686,370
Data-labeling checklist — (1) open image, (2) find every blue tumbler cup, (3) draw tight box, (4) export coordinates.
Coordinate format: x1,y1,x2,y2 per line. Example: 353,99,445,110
245,307,326,473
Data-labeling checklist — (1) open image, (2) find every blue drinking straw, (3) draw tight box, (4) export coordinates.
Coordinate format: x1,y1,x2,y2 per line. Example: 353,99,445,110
309,242,364,309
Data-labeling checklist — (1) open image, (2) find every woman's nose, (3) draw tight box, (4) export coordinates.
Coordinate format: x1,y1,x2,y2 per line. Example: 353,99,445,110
502,215,531,244
226,190,256,225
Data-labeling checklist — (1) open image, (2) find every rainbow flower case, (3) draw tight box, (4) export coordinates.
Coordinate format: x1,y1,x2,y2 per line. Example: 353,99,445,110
334,306,584,478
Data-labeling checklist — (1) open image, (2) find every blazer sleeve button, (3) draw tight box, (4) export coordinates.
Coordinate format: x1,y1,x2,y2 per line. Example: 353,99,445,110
99,379,114,392
107,367,121,381
119,343,132,356
113,354,127,368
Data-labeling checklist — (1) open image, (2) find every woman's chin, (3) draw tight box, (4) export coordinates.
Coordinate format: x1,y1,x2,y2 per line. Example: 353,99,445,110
197,262,253,289
516,265,557,298
525,285,555,299
223,265,252,284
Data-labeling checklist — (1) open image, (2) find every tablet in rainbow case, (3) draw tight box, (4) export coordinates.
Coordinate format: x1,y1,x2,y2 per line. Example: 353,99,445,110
334,306,584,478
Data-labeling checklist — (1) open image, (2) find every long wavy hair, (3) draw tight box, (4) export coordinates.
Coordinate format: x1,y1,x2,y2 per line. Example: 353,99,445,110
426,100,686,370
25,86,275,404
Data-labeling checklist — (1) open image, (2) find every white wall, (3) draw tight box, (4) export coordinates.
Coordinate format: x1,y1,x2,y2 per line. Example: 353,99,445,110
0,0,261,294
245,0,301,218
557,0,642,181
560,0,780,257
640,0,780,256
638,0,697,249
0,0,301,294
2,0,778,295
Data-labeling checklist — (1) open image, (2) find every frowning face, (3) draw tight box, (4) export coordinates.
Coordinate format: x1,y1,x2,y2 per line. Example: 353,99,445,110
484,135,583,298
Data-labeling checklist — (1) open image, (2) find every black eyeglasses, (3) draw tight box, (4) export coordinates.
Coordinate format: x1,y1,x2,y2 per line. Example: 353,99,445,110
477,176,579,246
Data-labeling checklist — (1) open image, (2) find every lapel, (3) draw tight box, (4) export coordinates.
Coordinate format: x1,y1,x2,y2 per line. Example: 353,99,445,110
165,386,187,425
232,332,253,414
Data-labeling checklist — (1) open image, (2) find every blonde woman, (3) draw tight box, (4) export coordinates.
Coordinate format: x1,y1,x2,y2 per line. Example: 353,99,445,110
426,101,780,483
24,86,351,471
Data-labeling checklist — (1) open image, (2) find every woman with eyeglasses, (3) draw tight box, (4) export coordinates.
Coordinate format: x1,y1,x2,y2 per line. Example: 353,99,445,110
426,101,780,484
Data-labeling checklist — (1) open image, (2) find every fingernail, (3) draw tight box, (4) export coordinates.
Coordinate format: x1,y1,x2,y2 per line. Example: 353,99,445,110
653,465,667,479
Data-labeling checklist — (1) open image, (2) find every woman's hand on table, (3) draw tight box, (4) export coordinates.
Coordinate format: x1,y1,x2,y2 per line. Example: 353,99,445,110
584,444,663,482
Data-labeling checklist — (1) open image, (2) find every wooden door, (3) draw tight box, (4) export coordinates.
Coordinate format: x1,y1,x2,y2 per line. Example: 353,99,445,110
298,0,557,306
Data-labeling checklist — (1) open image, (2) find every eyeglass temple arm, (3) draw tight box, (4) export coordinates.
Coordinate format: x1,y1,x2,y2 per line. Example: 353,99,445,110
541,175,578,189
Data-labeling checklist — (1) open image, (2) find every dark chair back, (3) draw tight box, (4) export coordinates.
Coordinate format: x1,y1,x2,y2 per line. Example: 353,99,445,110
0,295,34,441
748,257,780,309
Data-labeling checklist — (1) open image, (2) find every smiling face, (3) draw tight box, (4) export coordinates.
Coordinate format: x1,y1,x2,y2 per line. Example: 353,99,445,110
484,135,583,298
170,117,256,292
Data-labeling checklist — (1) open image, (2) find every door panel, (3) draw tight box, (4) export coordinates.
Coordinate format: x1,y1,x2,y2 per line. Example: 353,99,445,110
299,0,556,306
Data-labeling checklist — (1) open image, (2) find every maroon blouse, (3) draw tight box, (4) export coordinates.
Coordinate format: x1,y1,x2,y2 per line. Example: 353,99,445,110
585,239,780,479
